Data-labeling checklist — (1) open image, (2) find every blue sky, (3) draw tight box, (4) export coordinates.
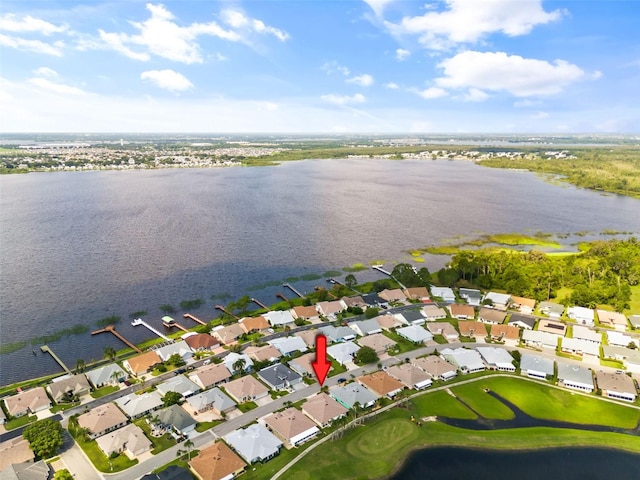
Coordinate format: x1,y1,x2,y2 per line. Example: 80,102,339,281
1,0,638,133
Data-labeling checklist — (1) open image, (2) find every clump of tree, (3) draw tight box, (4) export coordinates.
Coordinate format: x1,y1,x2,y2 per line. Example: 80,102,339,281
23,419,63,459
162,391,183,407
391,263,430,288
354,346,379,365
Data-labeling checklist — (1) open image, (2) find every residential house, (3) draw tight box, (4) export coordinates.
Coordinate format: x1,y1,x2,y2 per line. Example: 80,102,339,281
123,350,162,376
441,348,485,374
421,305,448,321
115,391,163,419
348,319,383,337
263,310,296,327
539,301,564,319
340,295,367,310
572,325,602,344
567,306,595,326
378,289,407,303
606,331,637,348
489,324,520,346
477,347,515,372
183,333,220,352
483,292,511,311
257,364,302,390
96,424,152,459
223,353,254,375
0,408,5,425
0,460,50,480
319,325,357,342
189,441,246,480
386,364,432,390
189,364,232,390
449,304,475,320
630,315,640,330
154,340,193,363
509,296,536,315
3,387,51,418
522,330,560,349
244,345,282,363
426,322,459,342
508,313,536,330
47,374,91,403
186,387,236,415
537,319,567,336
290,305,320,323
224,424,282,464
430,286,456,303
360,293,385,308
302,393,349,428
411,355,457,381
596,310,629,331
0,438,35,471
403,287,430,302
457,321,487,340
77,403,128,440
288,352,317,377
396,325,433,344
375,314,405,331
211,324,244,345
156,376,201,399
358,371,404,398
477,307,506,324
315,300,344,318
267,336,308,356
326,341,360,365
85,364,127,389
330,383,378,409
595,371,637,402
262,408,320,446
394,310,426,325
520,354,554,380
294,329,320,349
560,337,600,359
154,405,197,436
238,316,270,334
356,333,397,354
459,288,482,306
557,363,594,392
223,376,269,404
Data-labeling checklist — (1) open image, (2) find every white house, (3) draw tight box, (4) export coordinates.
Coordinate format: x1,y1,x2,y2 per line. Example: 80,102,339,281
567,306,595,325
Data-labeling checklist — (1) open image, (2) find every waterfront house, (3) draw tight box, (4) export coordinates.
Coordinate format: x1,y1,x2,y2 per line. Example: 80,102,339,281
224,424,282,464
268,336,308,356
595,371,637,402
440,348,485,374
123,350,162,376
567,306,595,325
189,441,246,480
77,403,128,440
606,331,637,348
557,363,594,392
115,391,163,419
560,337,600,359
522,329,559,349
211,324,244,345
47,374,91,403
509,296,536,315
3,387,51,417
537,319,567,336
302,393,349,428
223,353,254,375
288,352,317,377
538,301,564,319
358,371,404,398
422,305,448,321
375,314,405,331
520,354,554,380
356,332,397,354
189,363,232,390
457,321,487,340
489,324,520,346
478,307,506,324
396,325,433,344
183,333,220,352
340,295,367,310
263,310,296,327
315,300,344,318
361,293,386,308
326,341,360,365
477,347,515,372
244,345,282,363
85,363,127,388
319,325,357,342
596,310,629,331
330,383,378,409
294,329,319,349
257,364,302,390
386,364,432,390
426,322,459,342
394,310,426,325
572,325,602,344
186,387,236,415
378,289,407,303
96,424,152,459
154,404,197,436
238,316,270,334
449,304,475,320
430,286,456,303
483,292,511,311
403,287,431,302
262,407,320,446
154,340,193,363
156,375,201,399
459,288,482,306
508,313,536,330
348,319,383,336
411,355,457,381
290,305,321,323
223,376,269,403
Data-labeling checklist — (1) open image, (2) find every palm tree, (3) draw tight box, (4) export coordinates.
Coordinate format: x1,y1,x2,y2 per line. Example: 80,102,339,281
75,359,85,374
184,438,194,460
232,358,247,376
104,346,117,362
110,370,122,386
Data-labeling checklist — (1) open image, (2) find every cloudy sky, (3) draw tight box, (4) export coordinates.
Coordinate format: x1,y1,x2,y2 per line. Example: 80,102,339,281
1,0,638,133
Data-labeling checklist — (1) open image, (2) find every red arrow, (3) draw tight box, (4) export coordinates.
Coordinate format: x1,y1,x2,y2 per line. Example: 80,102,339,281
311,334,331,387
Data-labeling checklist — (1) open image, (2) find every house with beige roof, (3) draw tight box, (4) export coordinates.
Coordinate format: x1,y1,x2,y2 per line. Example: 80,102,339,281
386,363,432,390
189,363,232,390
244,345,282,363
96,424,152,459
288,352,317,377
340,295,366,310
3,387,51,417
375,314,405,331
315,300,344,318
294,329,319,349
572,325,602,344
478,307,506,324
0,437,35,471
302,393,348,428
449,304,475,320
211,323,244,345
426,322,459,342
238,316,270,334
422,305,448,321
123,350,162,376
597,310,629,331
189,441,246,480
290,305,320,322
77,403,128,439
411,355,457,381
183,333,220,352
403,287,430,301
223,376,269,403
358,371,404,398
186,387,236,415
489,324,520,346
595,371,637,402
378,289,407,303
509,296,536,315
262,407,320,446
356,333,396,354
458,321,487,340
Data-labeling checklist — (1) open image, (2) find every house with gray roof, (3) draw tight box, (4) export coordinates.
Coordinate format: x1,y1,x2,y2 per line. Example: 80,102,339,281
539,301,564,319
268,336,308,356
522,329,560,349
47,374,91,403
0,460,49,480
348,319,383,336
557,363,594,392
572,325,602,344
85,364,127,389
156,376,200,399
520,354,554,380
330,383,378,409
115,391,163,419
396,325,433,344
395,310,426,325
263,310,296,327
257,364,302,390
154,405,197,436
606,331,636,348
224,424,282,464
459,288,482,306
440,348,485,374
508,313,536,330
477,347,515,372
154,340,193,363
483,292,511,310
326,341,360,365
430,286,455,303
223,353,254,374
319,325,357,342
630,315,640,330
186,387,236,415
560,337,600,358
601,345,640,374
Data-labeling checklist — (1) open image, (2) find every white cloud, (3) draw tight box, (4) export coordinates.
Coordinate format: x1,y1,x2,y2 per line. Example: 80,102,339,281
140,69,193,92
385,82,399,89
28,77,88,95
532,111,549,119
221,9,289,42
347,74,374,87
321,93,366,105
384,0,564,50
435,51,585,96
322,61,350,76
414,87,448,99
395,48,410,61
0,13,67,35
364,0,397,17
0,33,64,56
514,99,540,108
33,67,58,78
459,88,488,102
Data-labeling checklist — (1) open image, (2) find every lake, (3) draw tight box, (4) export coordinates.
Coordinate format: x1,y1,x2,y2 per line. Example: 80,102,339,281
1,159,639,384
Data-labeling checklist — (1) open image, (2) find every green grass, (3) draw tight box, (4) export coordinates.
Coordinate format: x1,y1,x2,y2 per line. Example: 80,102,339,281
451,383,515,420
600,359,626,369
135,419,176,455
195,420,223,432
342,263,368,273
410,390,477,419
625,284,640,315
72,429,137,472
5,414,37,430
90,385,119,399
50,402,80,413
237,401,258,413
327,360,347,377
383,331,422,354
487,233,561,248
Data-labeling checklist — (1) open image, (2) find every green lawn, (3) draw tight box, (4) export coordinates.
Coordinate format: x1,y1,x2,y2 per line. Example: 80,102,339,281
237,401,258,413
5,414,37,430
451,382,515,420
50,402,80,413
625,284,640,316
383,331,422,354
91,385,120,399
72,430,137,472
410,390,477,419
195,421,223,432
135,419,176,454
327,360,347,377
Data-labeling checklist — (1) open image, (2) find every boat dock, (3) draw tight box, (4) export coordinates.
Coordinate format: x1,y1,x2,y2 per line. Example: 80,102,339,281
162,316,189,333
40,345,71,374
215,305,239,320
91,325,142,353
251,297,269,310
183,313,206,325
372,265,406,289
283,283,304,298
131,318,172,342
275,293,288,302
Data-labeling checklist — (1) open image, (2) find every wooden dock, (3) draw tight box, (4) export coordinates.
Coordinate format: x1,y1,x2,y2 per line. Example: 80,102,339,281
283,283,304,298
91,325,142,353
131,318,172,342
40,345,71,374
251,298,269,310
215,305,239,320
183,313,206,325
372,265,406,289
